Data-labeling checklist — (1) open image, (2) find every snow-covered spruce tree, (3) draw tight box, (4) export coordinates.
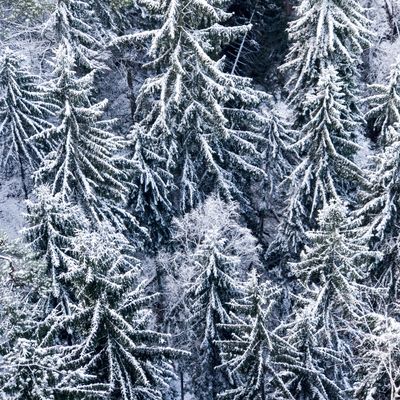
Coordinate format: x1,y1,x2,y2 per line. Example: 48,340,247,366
355,311,400,400
0,191,88,400
282,0,371,124
42,0,103,70
256,104,298,240
126,125,174,245
56,226,185,400
269,66,364,257
113,0,265,241
186,228,246,399
355,125,400,288
1,338,62,400
366,57,400,145
0,234,59,400
283,302,346,400
261,105,298,200
162,196,260,400
87,0,132,36
218,269,295,400
24,185,86,331
34,43,138,233
0,48,54,197
289,200,377,396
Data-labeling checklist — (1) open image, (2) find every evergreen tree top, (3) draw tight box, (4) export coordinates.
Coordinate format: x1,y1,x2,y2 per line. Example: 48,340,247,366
293,200,377,318
282,0,371,123
366,57,400,146
113,0,266,222
283,0,371,83
43,0,104,70
58,226,186,399
34,43,137,233
218,269,296,400
0,47,54,173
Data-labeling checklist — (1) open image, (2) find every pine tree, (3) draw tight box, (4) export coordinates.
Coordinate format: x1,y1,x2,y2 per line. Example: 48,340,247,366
43,0,103,70
261,105,298,200
355,60,400,293
24,185,86,330
256,104,298,241
283,303,346,400
269,66,364,256
289,200,376,395
282,0,371,123
126,125,174,245
355,124,400,289
366,57,400,145
1,338,62,400
218,269,295,400
355,311,400,400
0,48,54,197
0,234,59,400
113,0,265,241
34,43,137,233
0,191,85,400
56,226,185,400
0,234,48,347
186,226,246,399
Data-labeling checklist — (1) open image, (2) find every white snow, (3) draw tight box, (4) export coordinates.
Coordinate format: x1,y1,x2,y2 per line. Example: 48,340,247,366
0,177,26,239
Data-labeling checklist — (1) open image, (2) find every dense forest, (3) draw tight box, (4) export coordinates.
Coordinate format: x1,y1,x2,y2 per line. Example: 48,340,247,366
0,0,400,399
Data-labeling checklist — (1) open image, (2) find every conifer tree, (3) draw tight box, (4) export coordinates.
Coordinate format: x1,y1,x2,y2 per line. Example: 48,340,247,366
284,304,346,400
0,192,85,400
127,125,174,245
355,311,400,400
0,234,48,347
218,269,295,400
34,43,137,233
24,185,86,327
256,105,298,241
289,200,376,395
57,227,184,400
365,58,400,145
0,48,54,196
0,234,58,400
270,66,364,256
43,0,103,70
186,227,246,399
282,0,371,123
113,0,265,241
356,125,400,288
261,106,298,200
356,59,400,292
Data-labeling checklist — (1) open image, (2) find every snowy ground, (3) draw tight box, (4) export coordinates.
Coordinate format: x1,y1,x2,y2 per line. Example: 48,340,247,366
0,177,26,239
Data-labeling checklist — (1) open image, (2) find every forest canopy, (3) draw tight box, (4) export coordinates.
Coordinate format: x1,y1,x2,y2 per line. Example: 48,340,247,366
0,0,400,399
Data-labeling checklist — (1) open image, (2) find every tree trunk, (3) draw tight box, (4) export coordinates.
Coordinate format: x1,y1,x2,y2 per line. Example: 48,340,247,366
260,373,266,400
126,64,136,122
155,261,166,329
17,155,28,200
282,0,294,18
180,369,184,400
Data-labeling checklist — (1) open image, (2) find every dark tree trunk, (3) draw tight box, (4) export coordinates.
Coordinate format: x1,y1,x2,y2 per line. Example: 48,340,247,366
17,154,28,200
126,64,136,121
260,369,266,400
180,369,184,400
154,261,166,329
